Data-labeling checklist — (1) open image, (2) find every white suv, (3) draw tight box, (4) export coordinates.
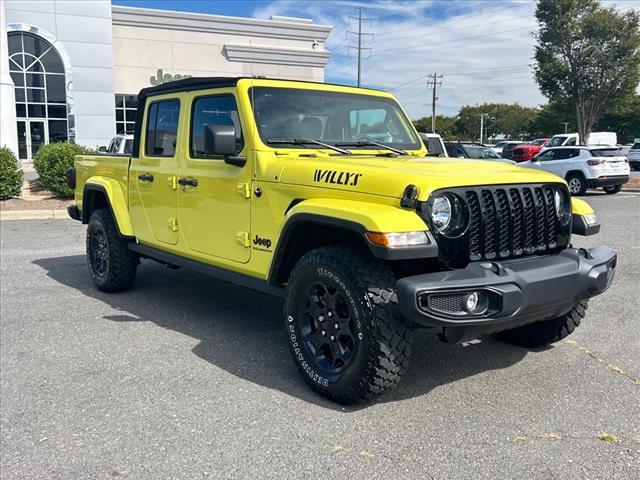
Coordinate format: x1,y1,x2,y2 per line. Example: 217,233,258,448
520,146,630,195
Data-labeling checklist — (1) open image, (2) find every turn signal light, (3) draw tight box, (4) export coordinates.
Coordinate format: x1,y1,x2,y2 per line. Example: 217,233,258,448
366,231,430,247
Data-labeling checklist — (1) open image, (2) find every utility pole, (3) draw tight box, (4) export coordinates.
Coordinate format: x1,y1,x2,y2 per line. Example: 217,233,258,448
479,113,488,144
562,122,569,134
348,7,372,87
427,73,443,133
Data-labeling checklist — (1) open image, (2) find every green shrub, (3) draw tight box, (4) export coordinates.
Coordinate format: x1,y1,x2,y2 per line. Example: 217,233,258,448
0,147,23,200
33,142,93,197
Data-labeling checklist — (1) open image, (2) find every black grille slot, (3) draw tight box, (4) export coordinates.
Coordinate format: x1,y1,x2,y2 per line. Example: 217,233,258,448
428,184,568,266
427,293,465,314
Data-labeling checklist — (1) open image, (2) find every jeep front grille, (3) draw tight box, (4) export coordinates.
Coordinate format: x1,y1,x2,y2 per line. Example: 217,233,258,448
421,184,571,267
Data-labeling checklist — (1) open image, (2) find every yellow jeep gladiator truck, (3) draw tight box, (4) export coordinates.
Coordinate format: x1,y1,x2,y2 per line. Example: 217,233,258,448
67,77,617,404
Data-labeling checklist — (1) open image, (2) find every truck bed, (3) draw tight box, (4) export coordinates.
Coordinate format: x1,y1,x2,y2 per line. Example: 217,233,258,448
74,154,131,211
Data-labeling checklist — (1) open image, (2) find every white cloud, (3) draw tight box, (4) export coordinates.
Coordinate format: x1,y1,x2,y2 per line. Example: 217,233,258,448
253,0,640,119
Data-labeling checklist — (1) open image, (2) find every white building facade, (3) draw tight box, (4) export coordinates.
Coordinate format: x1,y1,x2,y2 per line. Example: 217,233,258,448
0,1,331,162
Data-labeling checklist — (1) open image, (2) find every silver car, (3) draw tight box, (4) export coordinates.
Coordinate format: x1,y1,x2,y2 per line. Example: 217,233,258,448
628,142,640,171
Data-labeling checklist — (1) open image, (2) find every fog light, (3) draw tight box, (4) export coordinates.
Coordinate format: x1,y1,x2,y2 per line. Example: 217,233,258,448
464,291,488,314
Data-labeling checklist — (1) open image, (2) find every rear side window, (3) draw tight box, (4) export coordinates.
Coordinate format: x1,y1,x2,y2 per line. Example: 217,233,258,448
632,143,640,149
145,99,180,157
190,95,243,158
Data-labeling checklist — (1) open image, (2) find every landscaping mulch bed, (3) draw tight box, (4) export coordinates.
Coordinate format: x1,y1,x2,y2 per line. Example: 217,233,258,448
0,197,73,211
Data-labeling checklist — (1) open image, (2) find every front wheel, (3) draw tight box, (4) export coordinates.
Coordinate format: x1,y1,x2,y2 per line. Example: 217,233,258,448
567,174,587,196
496,301,587,348
284,246,412,404
87,208,138,292
603,185,622,194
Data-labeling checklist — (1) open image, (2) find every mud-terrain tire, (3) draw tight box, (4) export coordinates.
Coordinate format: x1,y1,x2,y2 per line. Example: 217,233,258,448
496,301,588,348
86,208,138,292
284,246,412,404
567,174,587,196
603,185,622,194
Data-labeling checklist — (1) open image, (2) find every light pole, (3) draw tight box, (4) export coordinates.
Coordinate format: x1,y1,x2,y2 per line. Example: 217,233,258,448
479,113,488,144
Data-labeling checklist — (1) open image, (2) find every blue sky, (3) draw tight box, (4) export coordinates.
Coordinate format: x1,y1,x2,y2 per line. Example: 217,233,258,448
112,0,640,119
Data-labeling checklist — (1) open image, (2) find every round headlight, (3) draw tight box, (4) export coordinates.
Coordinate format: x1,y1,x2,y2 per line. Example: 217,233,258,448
431,195,452,231
429,193,469,238
554,189,571,225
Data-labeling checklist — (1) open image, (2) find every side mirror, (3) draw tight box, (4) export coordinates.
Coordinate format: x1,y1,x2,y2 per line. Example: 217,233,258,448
98,146,107,153
204,124,246,167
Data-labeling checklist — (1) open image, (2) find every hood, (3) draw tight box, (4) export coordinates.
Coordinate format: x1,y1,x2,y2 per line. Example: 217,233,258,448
270,154,565,201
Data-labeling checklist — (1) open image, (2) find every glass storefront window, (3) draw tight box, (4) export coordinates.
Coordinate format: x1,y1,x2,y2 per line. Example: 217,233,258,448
8,31,68,161
115,94,138,134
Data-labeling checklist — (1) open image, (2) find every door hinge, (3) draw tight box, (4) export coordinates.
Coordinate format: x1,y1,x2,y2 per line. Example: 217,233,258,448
169,176,178,190
236,231,251,247
168,217,179,232
236,182,251,199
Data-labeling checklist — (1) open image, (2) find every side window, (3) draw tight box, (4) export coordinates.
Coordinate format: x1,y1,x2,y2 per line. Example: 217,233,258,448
538,150,555,161
145,99,180,157
566,137,577,146
191,95,243,158
555,148,573,160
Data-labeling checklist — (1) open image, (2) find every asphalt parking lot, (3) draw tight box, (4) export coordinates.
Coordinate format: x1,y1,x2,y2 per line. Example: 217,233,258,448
1,192,639,479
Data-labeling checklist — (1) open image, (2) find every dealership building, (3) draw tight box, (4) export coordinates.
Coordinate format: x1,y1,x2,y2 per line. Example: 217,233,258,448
0,0,332,162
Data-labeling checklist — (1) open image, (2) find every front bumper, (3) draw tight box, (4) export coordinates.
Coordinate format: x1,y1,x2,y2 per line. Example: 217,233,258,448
586,175,629,188
396,245,616,343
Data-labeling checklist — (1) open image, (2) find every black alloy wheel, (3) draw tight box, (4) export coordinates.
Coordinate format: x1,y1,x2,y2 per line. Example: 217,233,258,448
297,281,358,374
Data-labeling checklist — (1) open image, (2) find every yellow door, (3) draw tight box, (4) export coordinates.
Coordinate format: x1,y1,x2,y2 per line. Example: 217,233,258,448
178,93,252,263
129,98,181,245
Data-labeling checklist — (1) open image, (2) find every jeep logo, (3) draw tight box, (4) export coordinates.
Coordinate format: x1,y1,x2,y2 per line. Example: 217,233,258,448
253,235,272,249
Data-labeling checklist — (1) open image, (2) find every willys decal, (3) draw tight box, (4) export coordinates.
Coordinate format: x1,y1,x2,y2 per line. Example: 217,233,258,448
313,169,363,187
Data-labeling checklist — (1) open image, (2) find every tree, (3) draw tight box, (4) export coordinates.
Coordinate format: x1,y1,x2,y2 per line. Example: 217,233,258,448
413,115,458,139
534,0,640,144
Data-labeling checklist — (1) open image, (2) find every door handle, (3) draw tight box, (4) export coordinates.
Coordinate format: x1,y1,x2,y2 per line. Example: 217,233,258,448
138,174,154,183
178,177,198,188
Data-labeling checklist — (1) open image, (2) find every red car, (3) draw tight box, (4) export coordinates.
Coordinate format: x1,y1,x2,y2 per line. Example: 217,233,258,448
511,138,550,162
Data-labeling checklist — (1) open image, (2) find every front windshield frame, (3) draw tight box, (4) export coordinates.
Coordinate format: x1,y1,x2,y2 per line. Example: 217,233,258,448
248,86,422,151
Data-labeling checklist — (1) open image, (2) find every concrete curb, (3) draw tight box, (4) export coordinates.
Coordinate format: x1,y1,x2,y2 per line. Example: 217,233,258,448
0,210,69,221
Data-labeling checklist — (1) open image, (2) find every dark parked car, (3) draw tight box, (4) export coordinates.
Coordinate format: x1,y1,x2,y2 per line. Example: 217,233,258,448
501,141,526,159
444,141,516,163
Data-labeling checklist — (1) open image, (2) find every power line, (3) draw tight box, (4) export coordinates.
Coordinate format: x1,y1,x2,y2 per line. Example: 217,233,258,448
374,25,535,54
347,7,373,87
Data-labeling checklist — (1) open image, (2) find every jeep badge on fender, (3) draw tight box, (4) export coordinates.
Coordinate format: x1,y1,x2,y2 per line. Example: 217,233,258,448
67,76,616,404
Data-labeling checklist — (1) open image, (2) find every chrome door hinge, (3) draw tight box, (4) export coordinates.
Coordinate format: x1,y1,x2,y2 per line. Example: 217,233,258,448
169,176,178,190
168,217,179,232
236,231,251,247
236,182,251,199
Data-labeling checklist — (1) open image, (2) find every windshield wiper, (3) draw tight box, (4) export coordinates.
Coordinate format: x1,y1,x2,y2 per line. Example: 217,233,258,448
335,140,408,156
268,138,351,155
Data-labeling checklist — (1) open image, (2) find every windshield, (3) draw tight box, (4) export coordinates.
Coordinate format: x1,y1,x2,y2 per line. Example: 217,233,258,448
547,136,568,147
250,87,421,150
464,146,501,159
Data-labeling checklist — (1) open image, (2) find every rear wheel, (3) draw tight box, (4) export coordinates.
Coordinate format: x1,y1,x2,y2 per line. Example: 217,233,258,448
284,246,412,404
567,174,587,196
87,208,138,292
603,185,622,194
496,301,587,348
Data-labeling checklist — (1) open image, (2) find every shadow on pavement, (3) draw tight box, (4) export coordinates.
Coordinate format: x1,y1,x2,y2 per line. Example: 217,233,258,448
34,254,529,410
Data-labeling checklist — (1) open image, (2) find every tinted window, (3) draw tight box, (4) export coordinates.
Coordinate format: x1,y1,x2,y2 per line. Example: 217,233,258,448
191,95,243,158
554,149,575,160
632,143,640,149
590,148,621,157
537,150,556,161
145,100,180,157
426,138,445,156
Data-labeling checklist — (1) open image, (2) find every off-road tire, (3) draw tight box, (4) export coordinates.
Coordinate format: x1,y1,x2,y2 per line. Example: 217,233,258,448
86,208,138,292
567,174,587,196
496,300,588,348
284,246,412,404
603,185,622,194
